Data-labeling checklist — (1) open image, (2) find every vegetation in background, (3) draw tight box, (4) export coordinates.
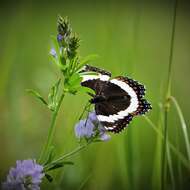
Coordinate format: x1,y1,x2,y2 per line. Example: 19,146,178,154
0,1,190,189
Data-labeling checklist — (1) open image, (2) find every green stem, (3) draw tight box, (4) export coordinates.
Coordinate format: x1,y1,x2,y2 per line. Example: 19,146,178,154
167,143,175,190
38,92,65,163
161,109,168,190
144,116,190,171
78,173,92,190
44,142,90,170
161,0,178,189
170,96,190,161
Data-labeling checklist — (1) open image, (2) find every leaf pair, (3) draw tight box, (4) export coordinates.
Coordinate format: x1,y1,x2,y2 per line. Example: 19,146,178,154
27,78,61,111
44,160,74,183
48,79,61,111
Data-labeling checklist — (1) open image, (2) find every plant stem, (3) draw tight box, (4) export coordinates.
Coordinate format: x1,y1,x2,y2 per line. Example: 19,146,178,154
170,96,190,161
44,142,90,170
161,109,169,190
161,0,178,189
167,143,175,190
39,92,65,163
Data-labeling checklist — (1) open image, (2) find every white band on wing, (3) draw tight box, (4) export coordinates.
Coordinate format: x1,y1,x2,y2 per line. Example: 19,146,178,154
97,113,125,123
82,74,110,82
97,78,139,123
104,126,116,130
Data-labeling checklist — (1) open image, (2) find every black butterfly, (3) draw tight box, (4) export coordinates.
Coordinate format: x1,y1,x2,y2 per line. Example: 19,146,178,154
80,65,152,133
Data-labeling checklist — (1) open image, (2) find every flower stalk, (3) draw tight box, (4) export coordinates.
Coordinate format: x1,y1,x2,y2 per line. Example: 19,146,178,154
38,16,83,164
39,92,65,164
44,142,90,171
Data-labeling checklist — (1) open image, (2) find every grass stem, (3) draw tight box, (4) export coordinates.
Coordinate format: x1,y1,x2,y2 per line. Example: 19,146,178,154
144,116,190,171
161,0,178,189
167,143,175,190
170,96,190,161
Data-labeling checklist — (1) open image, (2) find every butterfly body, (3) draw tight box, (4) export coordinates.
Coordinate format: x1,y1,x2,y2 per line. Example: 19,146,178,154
81,65,152,133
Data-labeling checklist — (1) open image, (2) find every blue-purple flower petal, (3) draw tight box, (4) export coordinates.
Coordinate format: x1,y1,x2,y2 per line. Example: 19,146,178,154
75,111,111,142
99,133,111,141
2,159,44,190
57,34,63,42
50,48,57,58
75,119,95,139
88,111,99,125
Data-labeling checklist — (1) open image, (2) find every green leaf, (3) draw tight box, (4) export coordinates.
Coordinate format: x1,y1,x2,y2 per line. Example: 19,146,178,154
66,72,96,95
49,54,58,65
170,96,190,161
63,73,83,95
60,63,69,73
70,56,79,72
51,36,60,56
50,36,68,68
45,173,53,183
68,73,82,86
48,78,61,111
45,161,74,172
144,116,190,171
76,54,99,71
54,78,61,96
26,89,48,106
78,86,95,95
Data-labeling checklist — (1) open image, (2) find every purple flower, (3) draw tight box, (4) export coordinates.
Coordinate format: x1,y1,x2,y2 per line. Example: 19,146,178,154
75,119,95,139
57,34,63,42
88,111,99,125
99,133,111,141
2,159,44,190
50,48,57,58
75,111,111,141
98,125,111,141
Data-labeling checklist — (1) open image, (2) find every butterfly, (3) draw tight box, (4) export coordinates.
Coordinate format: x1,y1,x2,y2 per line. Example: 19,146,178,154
80,65,152,133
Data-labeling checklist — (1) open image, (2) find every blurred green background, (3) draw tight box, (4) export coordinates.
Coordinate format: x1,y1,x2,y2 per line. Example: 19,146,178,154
0,0,190,189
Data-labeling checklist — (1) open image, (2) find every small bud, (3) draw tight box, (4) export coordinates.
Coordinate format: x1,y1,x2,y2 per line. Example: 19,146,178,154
57,34,64,43
67,34,80,59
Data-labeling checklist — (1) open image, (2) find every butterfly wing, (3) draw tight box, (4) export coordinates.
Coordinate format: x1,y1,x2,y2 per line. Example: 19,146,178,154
95,99,133,133
81,68,151,133
95,76,151,133
113,76,152,115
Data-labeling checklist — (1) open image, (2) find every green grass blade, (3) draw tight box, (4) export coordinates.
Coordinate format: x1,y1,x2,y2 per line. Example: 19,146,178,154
144,116,190,171
78,173,92,190
167,144,175,190
170,96,190,161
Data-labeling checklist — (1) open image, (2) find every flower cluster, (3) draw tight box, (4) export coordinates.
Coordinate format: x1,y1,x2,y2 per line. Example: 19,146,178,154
75,111,111,142
56,16,80,62
2,160,44,190
49,16,89,96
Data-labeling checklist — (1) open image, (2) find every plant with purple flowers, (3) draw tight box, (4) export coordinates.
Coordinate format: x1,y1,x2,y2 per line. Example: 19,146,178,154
75,111,111,142
2,16,111,189
2,160,44,190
